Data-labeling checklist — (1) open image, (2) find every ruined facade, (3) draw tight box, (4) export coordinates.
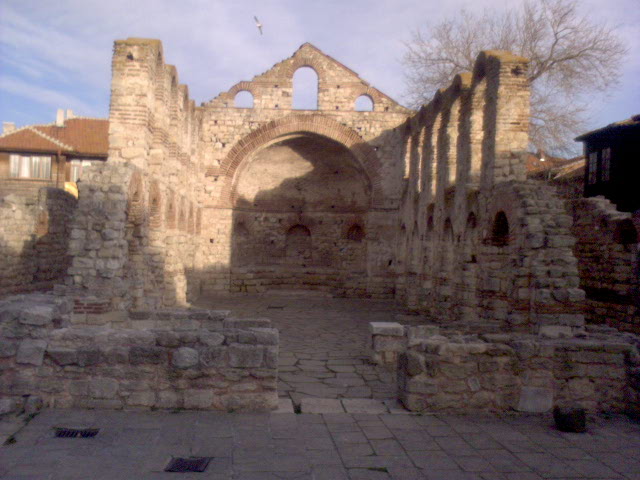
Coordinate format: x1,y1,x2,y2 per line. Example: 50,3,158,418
63,39,410,311
1,38,638,414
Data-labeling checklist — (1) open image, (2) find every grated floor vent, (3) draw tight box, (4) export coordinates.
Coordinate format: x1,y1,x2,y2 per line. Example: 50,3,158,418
54,428,99,438
164,457,212,473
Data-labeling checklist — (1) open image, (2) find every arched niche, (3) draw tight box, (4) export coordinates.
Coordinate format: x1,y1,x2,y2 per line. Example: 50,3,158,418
285,224,312,264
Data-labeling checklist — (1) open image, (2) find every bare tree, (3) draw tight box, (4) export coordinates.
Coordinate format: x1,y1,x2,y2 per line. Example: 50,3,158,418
402,0,626,153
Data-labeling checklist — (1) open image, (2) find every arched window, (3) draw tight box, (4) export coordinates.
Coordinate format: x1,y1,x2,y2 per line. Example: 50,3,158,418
491,211,510,247
286,225,312,263
444,218,454,242
293,67,318,110
347,224,365,242
166,193,176,230
234,90,254,108
355,95,374,111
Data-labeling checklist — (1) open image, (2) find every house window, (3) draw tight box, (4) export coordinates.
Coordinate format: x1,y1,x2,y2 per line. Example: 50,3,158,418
601,147,611,182
587,151,598,185
69,160,92,182
9,155,51,180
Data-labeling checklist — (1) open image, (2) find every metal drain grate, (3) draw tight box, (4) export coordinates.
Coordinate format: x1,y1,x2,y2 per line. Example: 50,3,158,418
54,428,99,438
164,457,212,473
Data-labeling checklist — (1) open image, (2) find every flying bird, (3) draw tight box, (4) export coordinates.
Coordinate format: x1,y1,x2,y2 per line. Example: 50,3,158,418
254,16,263,35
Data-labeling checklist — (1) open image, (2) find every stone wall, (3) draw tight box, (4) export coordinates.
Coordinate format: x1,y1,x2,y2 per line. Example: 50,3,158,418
396,325,640,415
394,51,585,334
569,196,639,334
0,188,76,296
0,294,278,412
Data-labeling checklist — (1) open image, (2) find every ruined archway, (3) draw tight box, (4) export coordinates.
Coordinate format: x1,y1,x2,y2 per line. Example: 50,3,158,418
213,114,383,208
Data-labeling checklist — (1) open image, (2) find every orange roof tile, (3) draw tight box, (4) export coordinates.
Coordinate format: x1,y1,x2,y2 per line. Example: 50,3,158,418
0,118,108,157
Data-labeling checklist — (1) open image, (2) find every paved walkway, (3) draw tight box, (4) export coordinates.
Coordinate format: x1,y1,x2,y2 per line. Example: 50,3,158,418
194,292,424,410
1,408,639,479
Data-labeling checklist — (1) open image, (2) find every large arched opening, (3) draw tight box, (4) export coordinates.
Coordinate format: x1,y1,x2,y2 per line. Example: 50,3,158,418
229,132,371,292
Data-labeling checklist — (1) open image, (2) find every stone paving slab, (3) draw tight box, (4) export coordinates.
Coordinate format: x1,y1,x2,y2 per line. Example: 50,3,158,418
1,409,639,479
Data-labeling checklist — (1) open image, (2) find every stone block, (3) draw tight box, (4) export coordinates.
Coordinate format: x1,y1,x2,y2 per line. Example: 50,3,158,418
130,346,166,365
0,339,17,358
17,303,57,326
77,348,100,366
184,389,213,409
369,322,404,336
157,390,181,409
199,332,225,347
200,346,226,367
229,344,263,368
223,317,271,329
127,391,156,407
539,325,573,339
0,398,18,415
89,377,119,399
404,351,426,376
47,347,77,365
172,347,199,369
517,386,553,413
16,339,47,365
373,336,406,353
406,377,438,394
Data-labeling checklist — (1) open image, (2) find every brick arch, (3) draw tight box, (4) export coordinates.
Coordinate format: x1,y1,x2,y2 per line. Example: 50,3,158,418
352,86,384,108
285,56,324,79
228,81,255,97
214,114,384,207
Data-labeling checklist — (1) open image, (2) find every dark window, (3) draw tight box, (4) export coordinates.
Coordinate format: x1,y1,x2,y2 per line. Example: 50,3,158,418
587,151,598,185
601,147,611,182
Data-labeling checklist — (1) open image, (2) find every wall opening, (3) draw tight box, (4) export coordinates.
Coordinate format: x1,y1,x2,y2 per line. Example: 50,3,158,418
234,90,254,108
293,67,318,110
347,224,365,242
355,95,374,111
491,211,510,247
286,225,312,264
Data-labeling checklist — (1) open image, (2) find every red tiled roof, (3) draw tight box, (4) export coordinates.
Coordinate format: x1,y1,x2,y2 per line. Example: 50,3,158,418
0,118,108,157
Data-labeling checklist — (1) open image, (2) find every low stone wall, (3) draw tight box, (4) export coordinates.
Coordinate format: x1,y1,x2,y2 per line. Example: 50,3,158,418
230,267,395,299
0,294,278,413
396,326,640,415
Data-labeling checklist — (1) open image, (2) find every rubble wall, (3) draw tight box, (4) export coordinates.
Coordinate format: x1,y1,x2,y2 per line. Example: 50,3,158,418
0,189,76,296
569,197,639,334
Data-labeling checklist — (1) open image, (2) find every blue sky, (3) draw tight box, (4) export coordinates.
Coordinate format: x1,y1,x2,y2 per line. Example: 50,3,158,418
0,0,638,145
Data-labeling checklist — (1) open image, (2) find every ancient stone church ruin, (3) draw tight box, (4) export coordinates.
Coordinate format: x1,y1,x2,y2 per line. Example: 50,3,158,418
0,38,638,414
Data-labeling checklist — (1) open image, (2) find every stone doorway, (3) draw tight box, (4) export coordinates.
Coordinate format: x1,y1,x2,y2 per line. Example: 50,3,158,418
194,292,422,411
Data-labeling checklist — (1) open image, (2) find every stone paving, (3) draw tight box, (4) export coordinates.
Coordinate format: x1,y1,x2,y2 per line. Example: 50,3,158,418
1,408,640,479
194,292,425,411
